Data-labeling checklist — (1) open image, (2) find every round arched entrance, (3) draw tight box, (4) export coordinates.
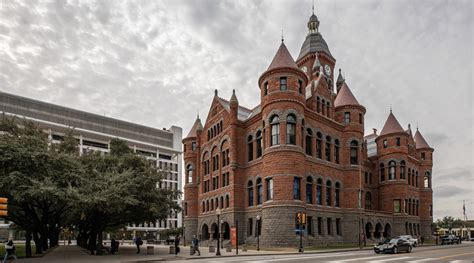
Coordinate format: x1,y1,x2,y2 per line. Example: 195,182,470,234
211,223,218,239
383,223,392,238
374,223,383,239
365,222,373,239
201,224,209,240
222,222,231,240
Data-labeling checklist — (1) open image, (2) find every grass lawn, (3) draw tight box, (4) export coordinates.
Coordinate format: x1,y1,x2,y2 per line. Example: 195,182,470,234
0,244,37,258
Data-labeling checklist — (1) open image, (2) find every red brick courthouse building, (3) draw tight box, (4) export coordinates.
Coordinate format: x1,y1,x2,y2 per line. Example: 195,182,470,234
182,10,434,247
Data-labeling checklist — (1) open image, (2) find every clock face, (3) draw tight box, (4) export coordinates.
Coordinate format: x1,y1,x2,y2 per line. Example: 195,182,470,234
324,64,331,76
301,66,308,73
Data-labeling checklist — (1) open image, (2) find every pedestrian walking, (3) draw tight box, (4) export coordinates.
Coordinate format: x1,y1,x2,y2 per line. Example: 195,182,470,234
192,235,200,256
134,236,143,254
3,239,17,263
420,236,424,245
174,235,181,256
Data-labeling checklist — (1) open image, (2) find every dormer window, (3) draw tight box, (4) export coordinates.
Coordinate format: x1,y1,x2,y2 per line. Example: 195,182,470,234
264,82,268,95
280,77,287,91
298,80,303,94
191,142,196,151
383,140,388,148
396,137,401,146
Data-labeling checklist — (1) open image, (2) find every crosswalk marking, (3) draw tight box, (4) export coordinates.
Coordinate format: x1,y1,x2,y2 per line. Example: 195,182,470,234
330,255,392,262
406,258,437,263
242,253,360,263
366,256,411,262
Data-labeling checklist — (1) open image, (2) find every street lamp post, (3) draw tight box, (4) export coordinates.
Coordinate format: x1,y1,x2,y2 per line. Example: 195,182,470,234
220,219,224,249
256,215,260,251
216,208,221,256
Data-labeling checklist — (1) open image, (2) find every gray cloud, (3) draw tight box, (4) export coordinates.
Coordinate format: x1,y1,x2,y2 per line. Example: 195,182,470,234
0,0,472,220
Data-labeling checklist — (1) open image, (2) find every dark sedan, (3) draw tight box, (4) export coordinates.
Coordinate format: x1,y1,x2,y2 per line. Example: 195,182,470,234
374,238,413,254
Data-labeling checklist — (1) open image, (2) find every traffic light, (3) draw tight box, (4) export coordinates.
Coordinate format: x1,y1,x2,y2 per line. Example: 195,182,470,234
301,212,307,225
0,198,7,217
296,212,302,225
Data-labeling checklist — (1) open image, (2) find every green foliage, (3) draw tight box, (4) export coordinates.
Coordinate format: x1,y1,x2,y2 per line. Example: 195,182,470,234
0,118,181,253
434,216,464,229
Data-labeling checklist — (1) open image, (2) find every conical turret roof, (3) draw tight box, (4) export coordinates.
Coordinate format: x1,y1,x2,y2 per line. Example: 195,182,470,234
379,111,404,136
414,129,431,149
334,81,360,107
267,42,298,71
185,116,203,138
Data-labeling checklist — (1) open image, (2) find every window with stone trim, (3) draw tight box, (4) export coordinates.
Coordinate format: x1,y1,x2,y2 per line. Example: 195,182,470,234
264,81,268,95
256,130,263,158
365,192,372,210
326,180,332,206
394,199,401,213
270,115,280,146
305,128,313,156
325,136,331,161
400,160,406,179
350,141,358,165
336,218,342,235
334,139,340,164
344,112,351,123
316,178,323,205
298,80,303,94
424,171,431,188
380,163,385,182
266,178,273,201
286,114,296,145
316,132,323,158
186,164,193,184
335,182,341,207
388,160,396,180
306,176,313,204
280,77,287,90
256,178,263,205
247,135,253,161
293,177,301,200
317,217,323,235
247,181,254,207
327,218,332,235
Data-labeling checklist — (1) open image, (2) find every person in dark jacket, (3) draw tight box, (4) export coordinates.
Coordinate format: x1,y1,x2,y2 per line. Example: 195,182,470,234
3,239,17,263
191,235,200,256
174,235,180,256
134,236,143,254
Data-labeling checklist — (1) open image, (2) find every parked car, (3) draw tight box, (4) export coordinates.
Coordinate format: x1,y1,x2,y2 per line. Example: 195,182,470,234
374,238,413,254
398,235,418,247
441,235,460,245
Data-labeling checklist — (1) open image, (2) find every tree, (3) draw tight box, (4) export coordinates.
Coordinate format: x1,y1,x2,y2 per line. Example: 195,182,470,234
0,118,81,255
72,139,181,253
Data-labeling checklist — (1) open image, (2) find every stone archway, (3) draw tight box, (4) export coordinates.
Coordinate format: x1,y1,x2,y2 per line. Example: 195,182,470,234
201,224,209,240
374,223,383,239
365,222,374,239
222,222,231,240
211,223,218,240
383,223,392,239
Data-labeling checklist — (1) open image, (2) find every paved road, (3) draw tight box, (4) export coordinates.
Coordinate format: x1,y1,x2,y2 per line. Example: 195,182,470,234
182,243,474,263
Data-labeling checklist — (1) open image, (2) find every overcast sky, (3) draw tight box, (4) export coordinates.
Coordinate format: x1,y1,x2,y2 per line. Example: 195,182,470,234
0,0,472,221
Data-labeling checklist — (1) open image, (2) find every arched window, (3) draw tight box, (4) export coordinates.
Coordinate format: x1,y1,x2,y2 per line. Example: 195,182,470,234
326,101,330,118
325,136,331,161
408,168,412,185
306,177,313,204
400,161,406,180
293,177,301,200
321,99,326,115
266,178,273,200
380,163,385,182
256,178,263,205
270,115,280,146
365,192,372,210
388,161,396,180
225,195,230,208
326,180,332,206
350,140,358,165
305,129,313,156
207,130,210,140
220,120,223,132
186,164,193,184
316,178,323,205
211,199,214,210
247,135,253,161
334,139,340,164
286,115,296,145
206,200,209,211
215,197,219,210
335,182,340,207
316,132,323,158
247,181,254,207
424,172,431,188
256,130,262,158
202,201,205,213
317,97,321,113
415,171,419,187
220,196,224,209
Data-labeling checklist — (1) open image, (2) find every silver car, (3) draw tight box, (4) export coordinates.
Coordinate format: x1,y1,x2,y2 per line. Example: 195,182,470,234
398,235,418,247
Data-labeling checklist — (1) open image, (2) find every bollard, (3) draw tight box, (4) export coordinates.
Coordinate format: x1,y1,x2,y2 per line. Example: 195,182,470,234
169,246,175,254
209,245,215,253
147,246,154,255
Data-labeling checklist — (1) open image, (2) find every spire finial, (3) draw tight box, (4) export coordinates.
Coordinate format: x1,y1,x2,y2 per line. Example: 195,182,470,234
281,29,284,42
197,110,199,119
214,89,218,96
312,0,315,14
390,104,392,113
416,123,419,130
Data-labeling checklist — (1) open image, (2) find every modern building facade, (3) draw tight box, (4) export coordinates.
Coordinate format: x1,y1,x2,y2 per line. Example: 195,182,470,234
0,91,183,238
182,9,434,247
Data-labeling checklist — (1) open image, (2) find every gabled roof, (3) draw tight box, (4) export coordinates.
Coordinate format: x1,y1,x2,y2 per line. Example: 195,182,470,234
217,97,253,121
185,116,203,138
334,82,360,107
267,42,298,71
414,129,431,149
379,112,404,136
